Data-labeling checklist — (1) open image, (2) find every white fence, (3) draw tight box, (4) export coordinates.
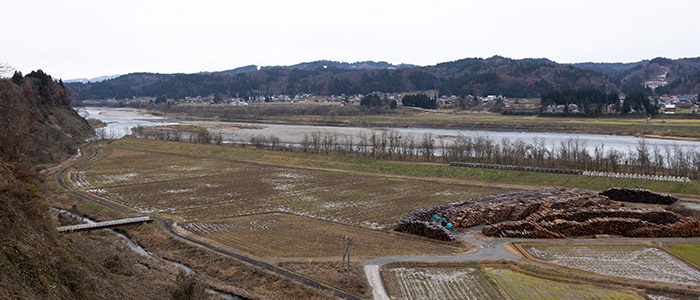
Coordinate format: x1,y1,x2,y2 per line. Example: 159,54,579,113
449,162,691,182
57,216,151,232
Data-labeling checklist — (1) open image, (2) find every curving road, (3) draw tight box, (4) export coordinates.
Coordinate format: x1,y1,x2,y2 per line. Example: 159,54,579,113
363,226,700,300
56,144,362,300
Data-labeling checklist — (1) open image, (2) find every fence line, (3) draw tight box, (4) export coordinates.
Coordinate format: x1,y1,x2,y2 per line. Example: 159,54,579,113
449,162,691,182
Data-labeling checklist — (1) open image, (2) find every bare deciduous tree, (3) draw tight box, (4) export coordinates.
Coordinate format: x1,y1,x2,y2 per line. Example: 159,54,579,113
0,62,14,78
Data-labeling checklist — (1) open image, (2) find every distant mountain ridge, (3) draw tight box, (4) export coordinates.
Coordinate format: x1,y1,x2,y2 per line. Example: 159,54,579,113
66,56,700,100
262,60,419,71
64,74,120,84
570,61,649,76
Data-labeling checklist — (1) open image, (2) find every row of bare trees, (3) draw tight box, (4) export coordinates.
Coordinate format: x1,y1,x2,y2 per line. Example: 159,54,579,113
292,132,700,179
130,126,223,145
130,126,700,179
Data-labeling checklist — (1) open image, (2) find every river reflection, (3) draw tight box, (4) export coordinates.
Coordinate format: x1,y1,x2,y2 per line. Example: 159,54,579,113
82,107,699,157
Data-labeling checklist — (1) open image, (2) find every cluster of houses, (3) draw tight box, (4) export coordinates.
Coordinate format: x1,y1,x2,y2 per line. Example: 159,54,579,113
653,94,699,114
545,104,584,114
542,94,700,115
173,92,514,108
99,90,698,115
177,93,386,106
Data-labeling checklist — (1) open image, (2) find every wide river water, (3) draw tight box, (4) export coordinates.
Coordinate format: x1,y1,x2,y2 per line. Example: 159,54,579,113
81,107,700,155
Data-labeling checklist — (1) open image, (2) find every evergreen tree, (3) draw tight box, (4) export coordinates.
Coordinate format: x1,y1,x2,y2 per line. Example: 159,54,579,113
402,93,436,109
213,94,223,104
621,99,631,113
389,99,397,109
360,94,385,107
11,71,23,86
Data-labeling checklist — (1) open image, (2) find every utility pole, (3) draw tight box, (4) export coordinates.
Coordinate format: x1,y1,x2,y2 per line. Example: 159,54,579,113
341,235,351,287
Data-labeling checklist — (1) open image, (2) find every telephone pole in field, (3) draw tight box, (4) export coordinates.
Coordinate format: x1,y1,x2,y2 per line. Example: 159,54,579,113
341,235,351,287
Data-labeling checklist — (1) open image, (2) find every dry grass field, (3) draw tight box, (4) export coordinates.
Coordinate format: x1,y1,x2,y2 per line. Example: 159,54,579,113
278,261,369,297
384,265,500,300
487,268,641,299
181,213,462,258
75,145,506,228
106,138,700,196
71,147,242,188
523,243,700,286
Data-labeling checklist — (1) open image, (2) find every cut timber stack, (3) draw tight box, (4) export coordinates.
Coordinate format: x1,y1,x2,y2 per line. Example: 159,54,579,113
600,188,679,205
397,188,700,240
441,188,611,228
395,202,459,241
394,221,455,241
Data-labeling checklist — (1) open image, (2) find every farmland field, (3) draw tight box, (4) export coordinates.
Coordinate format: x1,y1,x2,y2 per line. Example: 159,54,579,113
181,213,462,258
665,243,700,266
384,266,500,300
71,147,243,188
108,138,700,196
523,243,700,286
74,145,506,228
487,268,640,299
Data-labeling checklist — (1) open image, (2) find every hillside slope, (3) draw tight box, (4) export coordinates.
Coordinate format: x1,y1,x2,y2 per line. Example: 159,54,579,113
0,72,95,298
0,71,173,299
615,57,700,94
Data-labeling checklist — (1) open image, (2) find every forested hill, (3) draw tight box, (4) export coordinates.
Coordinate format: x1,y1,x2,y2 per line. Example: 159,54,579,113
1,70,94,298
2,70,92,162
67,56,700,100
570,61,649,76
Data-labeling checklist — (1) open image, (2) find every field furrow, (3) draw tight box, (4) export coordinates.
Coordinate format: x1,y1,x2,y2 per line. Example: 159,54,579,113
524,243,700,286
81,146,507,227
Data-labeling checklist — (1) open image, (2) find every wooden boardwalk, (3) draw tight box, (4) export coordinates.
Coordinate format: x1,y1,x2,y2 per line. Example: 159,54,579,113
57,216,152,233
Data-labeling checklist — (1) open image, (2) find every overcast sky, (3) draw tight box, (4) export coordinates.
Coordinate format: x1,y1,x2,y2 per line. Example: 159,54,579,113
2,0,699,79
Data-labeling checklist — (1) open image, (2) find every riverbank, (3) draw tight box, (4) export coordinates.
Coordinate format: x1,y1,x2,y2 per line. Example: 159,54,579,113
149,103,700,140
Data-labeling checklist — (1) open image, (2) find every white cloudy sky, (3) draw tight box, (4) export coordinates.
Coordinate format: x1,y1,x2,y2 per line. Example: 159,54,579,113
2,0,699,79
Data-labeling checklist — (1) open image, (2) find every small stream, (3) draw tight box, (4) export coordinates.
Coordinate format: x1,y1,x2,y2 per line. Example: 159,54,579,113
52,208,240,299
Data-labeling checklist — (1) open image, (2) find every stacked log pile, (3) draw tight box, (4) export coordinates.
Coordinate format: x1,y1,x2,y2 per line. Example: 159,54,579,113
394,221,455,241
600,188,679,204
441,188,611,227
396,187,699,240
395,202,460,241
526,207,682,225
484,214,700,238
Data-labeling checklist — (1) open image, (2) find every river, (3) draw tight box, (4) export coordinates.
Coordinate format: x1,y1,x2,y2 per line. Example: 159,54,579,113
80,107,178,139
81,107,700,156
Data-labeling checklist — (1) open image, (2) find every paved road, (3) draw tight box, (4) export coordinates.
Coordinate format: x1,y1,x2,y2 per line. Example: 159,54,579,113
364,225,700,300
56,144,362,300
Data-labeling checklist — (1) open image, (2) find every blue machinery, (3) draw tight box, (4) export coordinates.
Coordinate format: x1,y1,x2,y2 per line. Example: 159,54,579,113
432,215,453,230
